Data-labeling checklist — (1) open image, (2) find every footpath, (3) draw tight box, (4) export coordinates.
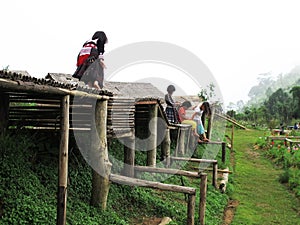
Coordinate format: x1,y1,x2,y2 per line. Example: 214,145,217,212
227,129,300,225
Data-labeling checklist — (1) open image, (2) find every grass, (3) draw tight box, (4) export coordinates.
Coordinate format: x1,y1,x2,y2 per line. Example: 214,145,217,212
230,129,300,225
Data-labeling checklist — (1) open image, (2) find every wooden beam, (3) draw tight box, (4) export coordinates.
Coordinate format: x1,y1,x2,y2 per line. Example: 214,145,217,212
134,166,200,178
110,174,196,194
57,95,70,225
147,104,158,167
123,134,136,177
215,113,248,130
170,156,217,164
161,128,171,167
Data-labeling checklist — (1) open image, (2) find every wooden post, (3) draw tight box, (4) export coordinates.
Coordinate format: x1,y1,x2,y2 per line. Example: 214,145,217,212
57,95,70,225
161,128,171,167
123,134,135,177
0,92,9,135
178,128,186,155
187,194,195,225
90,99,112,209
147,104,158,167
222,142,226,163
231,124,234,151
199,173,207,225
207,106,215,139
212,162,218,188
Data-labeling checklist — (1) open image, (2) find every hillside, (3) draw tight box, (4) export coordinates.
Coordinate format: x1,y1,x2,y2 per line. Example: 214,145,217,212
0,132,229,225
247,65,300,106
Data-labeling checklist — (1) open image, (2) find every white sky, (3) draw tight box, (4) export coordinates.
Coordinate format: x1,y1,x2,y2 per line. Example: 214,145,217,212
1,0,300,106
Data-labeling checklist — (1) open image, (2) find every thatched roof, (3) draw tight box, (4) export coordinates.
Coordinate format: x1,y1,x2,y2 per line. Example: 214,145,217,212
46,73,164,100
103,81,164,99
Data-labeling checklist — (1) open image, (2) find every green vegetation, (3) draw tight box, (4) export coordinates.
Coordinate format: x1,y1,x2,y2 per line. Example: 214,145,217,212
0,132,229,224
229,129,300,225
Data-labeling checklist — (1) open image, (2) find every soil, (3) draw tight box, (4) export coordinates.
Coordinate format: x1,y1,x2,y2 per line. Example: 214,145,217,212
222,199,239,225
131,217,171,225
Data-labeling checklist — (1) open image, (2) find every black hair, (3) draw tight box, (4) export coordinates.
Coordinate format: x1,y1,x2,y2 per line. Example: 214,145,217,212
167,85,176,93
181,101,192,108
202,101,211,116
91,31,107,55
92,31,107,43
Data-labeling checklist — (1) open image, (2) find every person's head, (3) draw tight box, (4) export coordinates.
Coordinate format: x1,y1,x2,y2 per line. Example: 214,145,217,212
167,85,176,95
181,101,192,109
92,31,108,44
200,101,211,116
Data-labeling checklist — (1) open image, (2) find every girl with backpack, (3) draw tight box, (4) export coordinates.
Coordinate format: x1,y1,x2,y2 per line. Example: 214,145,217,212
73,31,108,89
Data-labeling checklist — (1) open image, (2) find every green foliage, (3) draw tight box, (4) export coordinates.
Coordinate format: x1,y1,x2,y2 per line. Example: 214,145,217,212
198,83,216,101
0,132,230,225
263,138,300,197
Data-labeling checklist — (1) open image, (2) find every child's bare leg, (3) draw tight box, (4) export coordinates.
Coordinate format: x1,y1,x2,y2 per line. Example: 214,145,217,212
93,80,101,90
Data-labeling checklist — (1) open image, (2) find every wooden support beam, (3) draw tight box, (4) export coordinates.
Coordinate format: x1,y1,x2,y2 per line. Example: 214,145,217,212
178,128,186,155
0,92,9,135
90,100,112,209
134,166,200,178
222,142,226,163
110,174,196,224
206,106,214,139
123,134,136,177
199,173,207,225
147,104,158,167
57,95,70,225
170,156,217,164
161,128,171,167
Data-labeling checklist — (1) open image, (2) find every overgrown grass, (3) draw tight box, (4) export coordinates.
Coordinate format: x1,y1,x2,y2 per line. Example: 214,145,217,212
0,132,229,224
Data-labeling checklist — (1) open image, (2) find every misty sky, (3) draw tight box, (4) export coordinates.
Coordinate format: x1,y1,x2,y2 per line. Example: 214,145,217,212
1,0,300,106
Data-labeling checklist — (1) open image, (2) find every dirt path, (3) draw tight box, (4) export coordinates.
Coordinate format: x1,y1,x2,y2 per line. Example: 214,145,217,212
227,129,300,225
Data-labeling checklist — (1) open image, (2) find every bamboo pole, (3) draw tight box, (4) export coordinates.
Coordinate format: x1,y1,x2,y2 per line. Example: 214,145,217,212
57,95,70,225
199,173,207,225
161,128,171,167
147,104,158,167
90,100,112,209
0,92,9,135
123,134,135,177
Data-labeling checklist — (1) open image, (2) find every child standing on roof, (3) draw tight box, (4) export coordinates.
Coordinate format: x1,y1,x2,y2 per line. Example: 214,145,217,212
73,31,108,90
